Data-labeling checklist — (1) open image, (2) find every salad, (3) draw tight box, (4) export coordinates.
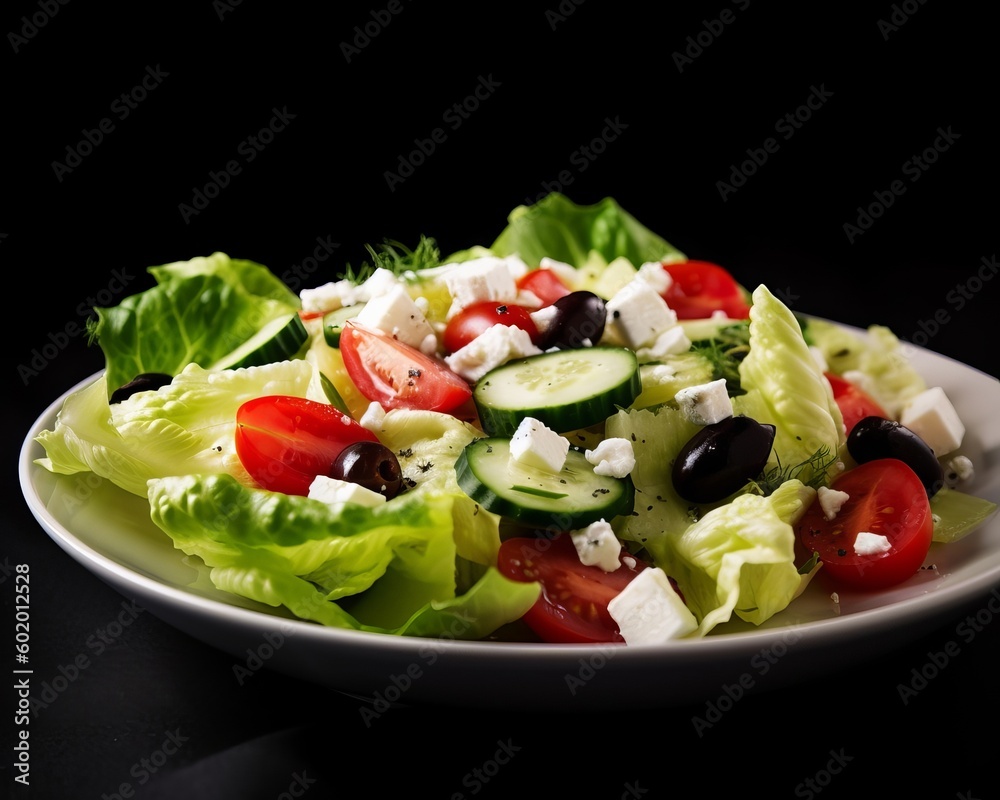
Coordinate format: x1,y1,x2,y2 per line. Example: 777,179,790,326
34,193,998,645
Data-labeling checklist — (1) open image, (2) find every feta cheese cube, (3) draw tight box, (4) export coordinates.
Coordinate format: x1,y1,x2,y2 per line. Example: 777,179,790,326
570,520,622,572
300,279,360,312
636,261,672,295
355,284,436,349
359,401,386,432
635,325,692,361
585,438,636,478
307,475,387,508
817,486,850,521
443,256,519,319
444,323,541,383
899,386,965,457
539,257,579,289
674,378,733,425
358,267,401,301
607,567,698,644
605,280,678,348
508,416,569,474
854,531,892,556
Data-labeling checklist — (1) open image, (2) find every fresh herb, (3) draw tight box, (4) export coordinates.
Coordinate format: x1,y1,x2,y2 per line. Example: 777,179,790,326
342,235,441,284
510,485,569,500
689,322,752,396
747,446,838,497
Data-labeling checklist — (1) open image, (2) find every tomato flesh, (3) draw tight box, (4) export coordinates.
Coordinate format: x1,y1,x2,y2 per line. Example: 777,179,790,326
661,260,751,320
235,395,379,496
339,323,473,413
497,533,650,643
795,458,933,590
516,268,572,307
442,300,539,354
825,372,888,438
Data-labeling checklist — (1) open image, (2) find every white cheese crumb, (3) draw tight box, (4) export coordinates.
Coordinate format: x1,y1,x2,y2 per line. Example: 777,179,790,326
946,454,974,482
854,531,892,556
817,486,850,521
674,378,733,425
607,567,698,644
898,386,965,457
359,401,386,432
307,475,386,508
584,438,636,478
570,520,622,572
508,416,570,474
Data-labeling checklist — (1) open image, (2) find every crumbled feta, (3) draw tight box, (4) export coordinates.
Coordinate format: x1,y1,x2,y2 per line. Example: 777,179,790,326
300,279,360,312
674,378,733,425
817,486,850,521
636,261,672,295
635,326,692,361
358,267,401,301
946,455,974,483
854,531,892,556
359,401,386,432
355,284,436,349
585,438,636,478
539,257,579,288
419,332,439,356
444,323,542,383
899,386,965,457
605,280,678,349
570,519,622,572
508,416,569,474
607,567,698,644
528,304,560,339
307,475,386,508
443,256,519,319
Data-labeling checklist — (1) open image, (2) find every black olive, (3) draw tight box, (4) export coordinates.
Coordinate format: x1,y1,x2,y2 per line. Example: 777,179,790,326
109,372,174,404
330,441,403,499
847,416,944,497
535,290,607,350
672,416,776,505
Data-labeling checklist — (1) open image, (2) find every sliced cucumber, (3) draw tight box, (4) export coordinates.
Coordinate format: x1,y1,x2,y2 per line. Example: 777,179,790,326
212,312,308,370
455,437,634,529
473,347,641,436
323,304,364,348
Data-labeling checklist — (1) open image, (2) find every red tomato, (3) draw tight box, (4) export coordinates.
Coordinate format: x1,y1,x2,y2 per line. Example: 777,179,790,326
516,268,572,307
497,533,651,643
661,260,751,320
235,395,379,496
339,323,473,413
795,458,933,590
442,300,539,354
298,309,326,322
825,372,889,437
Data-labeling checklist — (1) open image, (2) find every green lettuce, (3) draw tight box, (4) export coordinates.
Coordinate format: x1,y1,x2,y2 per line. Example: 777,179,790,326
734,285,845,486
461,192,686,269
147,473,539,638
34,360,314,496
87,252,302,394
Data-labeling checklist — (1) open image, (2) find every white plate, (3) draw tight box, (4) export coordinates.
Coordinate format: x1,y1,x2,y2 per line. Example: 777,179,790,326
19,338,1000,711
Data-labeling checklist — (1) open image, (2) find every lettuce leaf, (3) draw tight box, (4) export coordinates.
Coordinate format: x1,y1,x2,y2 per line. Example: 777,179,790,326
34,360,314,496
476,192,686,269
87,252,301,394
147,473,539,637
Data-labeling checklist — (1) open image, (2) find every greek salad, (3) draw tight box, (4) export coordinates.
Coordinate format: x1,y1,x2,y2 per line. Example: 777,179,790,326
34,193,998,645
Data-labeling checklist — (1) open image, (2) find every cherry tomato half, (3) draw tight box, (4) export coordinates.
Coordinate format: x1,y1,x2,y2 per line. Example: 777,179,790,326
795,458,933,590
235,395,379,496
497,533,650,643
516,268,572,307
825,372,888,438
442,300,539,354
661,260,751,320
339,322,473,413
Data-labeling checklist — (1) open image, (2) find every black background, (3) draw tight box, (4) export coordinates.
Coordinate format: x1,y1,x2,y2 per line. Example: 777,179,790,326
5,2,999,798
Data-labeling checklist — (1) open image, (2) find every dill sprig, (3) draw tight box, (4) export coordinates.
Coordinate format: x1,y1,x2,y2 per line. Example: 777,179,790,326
342,235,441,284
746,446,839,497
688,321,752,395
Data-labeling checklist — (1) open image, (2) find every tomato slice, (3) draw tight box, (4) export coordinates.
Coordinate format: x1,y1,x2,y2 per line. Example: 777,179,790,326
339,322,473,412
795,458,933,590
442,300,539,354
661,260,751,320
825,372,888,437
235,395,379,496
516,268,572,307
497,533,650,643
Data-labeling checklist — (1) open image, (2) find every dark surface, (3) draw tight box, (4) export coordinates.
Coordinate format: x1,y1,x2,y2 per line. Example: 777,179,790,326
5,3,999,797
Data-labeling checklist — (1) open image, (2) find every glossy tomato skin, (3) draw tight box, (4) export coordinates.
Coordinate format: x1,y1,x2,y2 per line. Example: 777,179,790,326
442,301,539,354
339,323,473,413
661,260,751,320
497,533,650,644
516,268,572,307
235,395,379,496
795,458,933,590
825,372,888,437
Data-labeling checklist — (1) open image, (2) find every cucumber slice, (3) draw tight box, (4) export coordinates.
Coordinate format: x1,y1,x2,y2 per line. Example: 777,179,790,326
212,312,308,370
455,437,634,529
473,347,641,436
323,304,364,348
